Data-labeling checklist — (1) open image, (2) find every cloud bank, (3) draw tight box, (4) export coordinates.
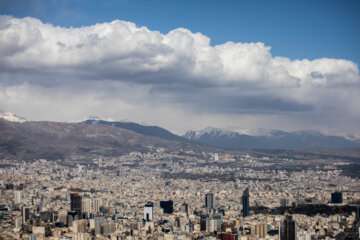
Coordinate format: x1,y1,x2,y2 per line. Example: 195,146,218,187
0,16,359,134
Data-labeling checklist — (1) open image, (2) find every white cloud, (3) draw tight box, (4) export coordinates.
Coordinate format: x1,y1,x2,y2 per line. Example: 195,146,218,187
0,16,359,134
1,16,359,87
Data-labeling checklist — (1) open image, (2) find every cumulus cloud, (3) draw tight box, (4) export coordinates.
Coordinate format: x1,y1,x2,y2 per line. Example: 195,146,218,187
1,16,359,87
0,16,359,134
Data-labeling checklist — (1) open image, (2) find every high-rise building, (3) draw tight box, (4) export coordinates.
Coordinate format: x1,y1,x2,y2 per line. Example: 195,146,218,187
22,206,30,225
32,226,46,239
73,233,92,240
205,193,215,210
242,188,250,217
144,202,154,222
81,197,92,213
160,200,174,214
218,233,237,240
101,221,116,235
14,216,22,231
331,191,343,204
72,219,88,233
280,198,288,208
67,211,79,227
94,216,104,235
280,215,296,240
207,218,217,233
200,214,208,232
181,203,189,216
29,235,36,240
14,190,22,204
175,217,181,228
92,198,102,213
185,220,194,233
210,214,223,233
70,193,82,215
255,223,267,238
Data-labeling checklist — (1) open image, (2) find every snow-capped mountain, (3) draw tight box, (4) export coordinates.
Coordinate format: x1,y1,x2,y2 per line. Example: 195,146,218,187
0,111,26,123
344,134,360,141
87,115,103,122
184,127,238,139
0,117,199,160
86,116,115,122
184,127,360,150
184,127,286,139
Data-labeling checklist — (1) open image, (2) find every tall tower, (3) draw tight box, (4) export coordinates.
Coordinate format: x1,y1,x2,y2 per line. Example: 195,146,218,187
81,197,92,213
331,191,343,204
181,202,189,216
280,215,296,240
242,188,250,217
144,202,154,222
205,193,215,210
255,223,267,238
70,193,82,215
14,190,22,204
160,200,174,214
200,214,208,232
21,206,30,225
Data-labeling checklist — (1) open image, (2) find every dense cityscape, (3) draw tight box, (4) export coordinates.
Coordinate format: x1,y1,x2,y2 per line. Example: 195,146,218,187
1,0,360,239
1,149,360,239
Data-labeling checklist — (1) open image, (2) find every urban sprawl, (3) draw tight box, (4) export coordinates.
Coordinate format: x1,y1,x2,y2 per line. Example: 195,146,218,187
1,149,359,239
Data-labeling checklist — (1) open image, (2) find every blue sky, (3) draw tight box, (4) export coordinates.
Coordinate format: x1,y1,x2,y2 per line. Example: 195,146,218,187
1,0,360,64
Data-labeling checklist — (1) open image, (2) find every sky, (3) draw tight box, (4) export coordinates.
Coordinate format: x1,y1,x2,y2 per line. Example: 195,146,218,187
0,0,359,135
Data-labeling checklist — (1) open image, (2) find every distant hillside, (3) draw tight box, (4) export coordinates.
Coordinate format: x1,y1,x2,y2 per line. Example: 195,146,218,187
0,119,189,160
84,119,186,142
1,111,359,161
184,127,360,150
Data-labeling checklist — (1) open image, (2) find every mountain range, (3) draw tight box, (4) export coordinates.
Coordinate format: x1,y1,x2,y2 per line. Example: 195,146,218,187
1,111,359,160
184,127,360,150
0,112,194,160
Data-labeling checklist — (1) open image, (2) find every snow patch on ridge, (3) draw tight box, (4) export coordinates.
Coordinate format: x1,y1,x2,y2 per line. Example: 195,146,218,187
0,111,26,123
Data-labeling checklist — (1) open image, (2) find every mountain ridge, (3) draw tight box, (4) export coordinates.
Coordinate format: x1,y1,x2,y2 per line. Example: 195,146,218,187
0,119,193,160
184,127,360,150
1,111,360,160
84,119,186,142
